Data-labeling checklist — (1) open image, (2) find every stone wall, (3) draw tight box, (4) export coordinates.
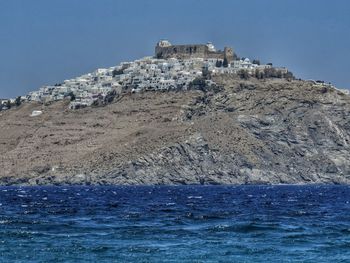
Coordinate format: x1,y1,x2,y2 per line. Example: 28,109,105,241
155,43,235,62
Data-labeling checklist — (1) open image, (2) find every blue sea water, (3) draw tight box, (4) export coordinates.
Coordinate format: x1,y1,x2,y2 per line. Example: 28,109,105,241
0,185,349,263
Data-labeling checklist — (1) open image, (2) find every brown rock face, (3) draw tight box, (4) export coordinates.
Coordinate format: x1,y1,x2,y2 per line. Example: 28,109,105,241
1,76,350,185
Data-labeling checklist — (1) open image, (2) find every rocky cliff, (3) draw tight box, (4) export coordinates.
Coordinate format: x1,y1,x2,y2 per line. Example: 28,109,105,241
1,76,350,185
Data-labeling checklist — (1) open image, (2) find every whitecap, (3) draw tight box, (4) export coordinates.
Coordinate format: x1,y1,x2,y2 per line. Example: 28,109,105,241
187,196,202,199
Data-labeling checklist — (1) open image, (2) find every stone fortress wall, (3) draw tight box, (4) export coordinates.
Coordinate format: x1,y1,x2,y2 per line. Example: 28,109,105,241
155,40,235,63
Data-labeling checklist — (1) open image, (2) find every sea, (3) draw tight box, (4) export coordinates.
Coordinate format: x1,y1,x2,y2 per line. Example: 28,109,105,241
0,185,349,263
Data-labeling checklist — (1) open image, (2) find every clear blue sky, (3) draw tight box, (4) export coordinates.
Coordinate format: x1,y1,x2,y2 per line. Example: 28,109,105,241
0,0,349,98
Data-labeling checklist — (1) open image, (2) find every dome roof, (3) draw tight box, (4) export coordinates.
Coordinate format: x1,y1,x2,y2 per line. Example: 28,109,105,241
157,40,172,47
206,42,216,52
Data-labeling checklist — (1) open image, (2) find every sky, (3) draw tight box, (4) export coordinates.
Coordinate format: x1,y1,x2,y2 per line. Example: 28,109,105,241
0,0,349,98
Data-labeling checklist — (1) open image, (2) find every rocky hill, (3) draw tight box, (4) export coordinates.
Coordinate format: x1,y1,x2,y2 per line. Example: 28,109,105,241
1,75,350,185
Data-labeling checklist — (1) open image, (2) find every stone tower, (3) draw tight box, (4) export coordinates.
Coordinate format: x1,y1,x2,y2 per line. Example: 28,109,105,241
155,40,172,59
224,47,234,63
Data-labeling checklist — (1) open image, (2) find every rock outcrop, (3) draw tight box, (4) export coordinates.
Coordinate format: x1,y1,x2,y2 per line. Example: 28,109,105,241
1,76,350,185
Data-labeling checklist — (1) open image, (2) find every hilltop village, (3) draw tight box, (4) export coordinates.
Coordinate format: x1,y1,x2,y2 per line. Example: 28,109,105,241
0,40,326,111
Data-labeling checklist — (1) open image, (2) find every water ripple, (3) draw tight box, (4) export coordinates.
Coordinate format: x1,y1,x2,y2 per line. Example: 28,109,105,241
0,185,349,262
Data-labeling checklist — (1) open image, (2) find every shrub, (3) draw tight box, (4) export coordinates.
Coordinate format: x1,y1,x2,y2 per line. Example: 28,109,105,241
238,69,249,80
202,67,211,79
223,58,229,68
264,68,278,78
112,69,124,77
254,69,264,79
65,92,76,101
189,78,207,90
15,96,21,106
215,60,222,67
284,71,295,80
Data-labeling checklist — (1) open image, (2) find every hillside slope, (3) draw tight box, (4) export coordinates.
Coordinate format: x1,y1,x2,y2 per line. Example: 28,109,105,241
1,76,350,185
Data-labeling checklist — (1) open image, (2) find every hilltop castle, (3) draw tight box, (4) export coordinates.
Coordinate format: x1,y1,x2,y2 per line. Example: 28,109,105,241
155,40,235,62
